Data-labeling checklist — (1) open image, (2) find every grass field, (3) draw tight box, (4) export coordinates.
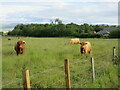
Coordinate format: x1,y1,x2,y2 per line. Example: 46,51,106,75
2,36,119,88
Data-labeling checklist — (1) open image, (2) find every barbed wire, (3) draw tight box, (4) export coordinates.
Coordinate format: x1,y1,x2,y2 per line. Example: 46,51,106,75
30,65,64,78
0,79,22,88
70,59,88,65
1,65,64,88
30,60,89,86
94,53,113,60
1,53,115,88
31,71,65,86
1,60,87,87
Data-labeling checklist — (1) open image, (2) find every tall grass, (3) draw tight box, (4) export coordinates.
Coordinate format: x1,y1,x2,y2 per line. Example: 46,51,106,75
2,37,119,88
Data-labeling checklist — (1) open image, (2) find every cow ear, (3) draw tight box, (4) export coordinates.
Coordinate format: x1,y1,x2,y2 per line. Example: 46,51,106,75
23,41,26,44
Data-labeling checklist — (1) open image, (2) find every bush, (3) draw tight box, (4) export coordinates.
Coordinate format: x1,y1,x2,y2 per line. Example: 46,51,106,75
75,33,103,38
109,29,120,38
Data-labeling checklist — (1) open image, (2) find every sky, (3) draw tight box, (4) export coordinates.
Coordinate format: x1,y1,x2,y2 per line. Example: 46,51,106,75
0,0,119,27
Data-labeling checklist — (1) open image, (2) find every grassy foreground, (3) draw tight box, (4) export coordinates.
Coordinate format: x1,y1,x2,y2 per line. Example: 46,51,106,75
2,36,119,88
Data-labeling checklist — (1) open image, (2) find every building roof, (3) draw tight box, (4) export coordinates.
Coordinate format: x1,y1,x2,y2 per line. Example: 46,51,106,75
97,30,110,34
104,27,118,31
97,27,118,34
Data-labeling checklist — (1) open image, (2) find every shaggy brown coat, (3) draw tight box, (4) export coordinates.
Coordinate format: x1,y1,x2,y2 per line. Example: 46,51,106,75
8,38,11,40
69,38,80,44
14,40,26,56
80,42,92,54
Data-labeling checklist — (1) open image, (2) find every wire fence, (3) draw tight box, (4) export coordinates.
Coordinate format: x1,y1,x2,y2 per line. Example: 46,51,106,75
30,70,64,84
1,51,118,88
30,70,66,88
1,58,89,88
0,79,22,88
30,65,64,78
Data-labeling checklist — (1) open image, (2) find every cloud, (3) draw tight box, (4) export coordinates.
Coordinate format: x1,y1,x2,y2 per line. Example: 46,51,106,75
0,1,118,25
0,2,51,23
0,0,119,2
38,2,118,25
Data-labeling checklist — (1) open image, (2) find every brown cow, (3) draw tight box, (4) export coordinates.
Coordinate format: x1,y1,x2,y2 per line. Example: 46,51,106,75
80,42,92,54
69,38,80,44
14,40,26,56
8,37,11,40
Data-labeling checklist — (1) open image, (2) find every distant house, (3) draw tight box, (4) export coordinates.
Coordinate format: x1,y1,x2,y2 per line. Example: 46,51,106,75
93,31,96,33
97,30,110,36
89,31,96,34
104,27,118,31
97,27,118,37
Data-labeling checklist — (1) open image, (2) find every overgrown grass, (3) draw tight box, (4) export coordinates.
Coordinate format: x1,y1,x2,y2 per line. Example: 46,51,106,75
2,36,119,88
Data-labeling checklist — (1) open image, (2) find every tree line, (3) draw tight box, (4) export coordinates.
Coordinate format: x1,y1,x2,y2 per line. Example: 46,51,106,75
8,19,119,38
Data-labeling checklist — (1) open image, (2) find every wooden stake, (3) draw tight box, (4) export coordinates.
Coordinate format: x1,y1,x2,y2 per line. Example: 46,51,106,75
64,59,71,90
91,57,95,82
113,47,116,58
113,47,118,64
22,69,31,90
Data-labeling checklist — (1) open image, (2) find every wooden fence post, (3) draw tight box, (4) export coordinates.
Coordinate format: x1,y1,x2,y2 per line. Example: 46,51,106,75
112,47,118,64
113,47,116,59
64,59,71,90
90,57,95,82
22,69,31,90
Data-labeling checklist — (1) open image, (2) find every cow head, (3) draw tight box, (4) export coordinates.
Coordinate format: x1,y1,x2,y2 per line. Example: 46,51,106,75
80,42,87,54
17,41,26,54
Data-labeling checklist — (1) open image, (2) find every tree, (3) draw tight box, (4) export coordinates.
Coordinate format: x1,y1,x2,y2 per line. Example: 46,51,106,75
83,23,90,33
109,29,120,38
94,25,103,32
50,19,54,25
55,18,62,24
8,21,117,38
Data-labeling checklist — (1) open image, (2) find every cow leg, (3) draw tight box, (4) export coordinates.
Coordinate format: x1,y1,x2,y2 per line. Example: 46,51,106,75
16,52,19,56
16,51,19,56
89,51,91,54
85,50,88,54
89,49,92,54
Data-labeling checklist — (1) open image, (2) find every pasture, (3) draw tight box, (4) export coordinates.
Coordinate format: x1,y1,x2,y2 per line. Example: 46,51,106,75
2,36,119,88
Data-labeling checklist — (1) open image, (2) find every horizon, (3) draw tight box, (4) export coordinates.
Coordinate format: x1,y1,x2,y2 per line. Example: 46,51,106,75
0,0,118,31
0,22,118,32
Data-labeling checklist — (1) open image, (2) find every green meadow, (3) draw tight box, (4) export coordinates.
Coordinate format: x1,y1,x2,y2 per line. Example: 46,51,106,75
2,36,119,88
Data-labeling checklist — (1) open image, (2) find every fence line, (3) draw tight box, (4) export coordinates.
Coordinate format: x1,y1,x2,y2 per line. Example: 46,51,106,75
31,76,65,87
30,59,89,78
30,65,64,78
1,65,64,87
70,59,88,65
1,59,88,88
1,52,117,88
30,60,89,87
0,79,22,88
94,54,111,60
31,70,65,86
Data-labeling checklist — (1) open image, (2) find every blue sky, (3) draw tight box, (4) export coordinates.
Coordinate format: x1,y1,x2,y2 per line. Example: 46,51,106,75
0,0,119,26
